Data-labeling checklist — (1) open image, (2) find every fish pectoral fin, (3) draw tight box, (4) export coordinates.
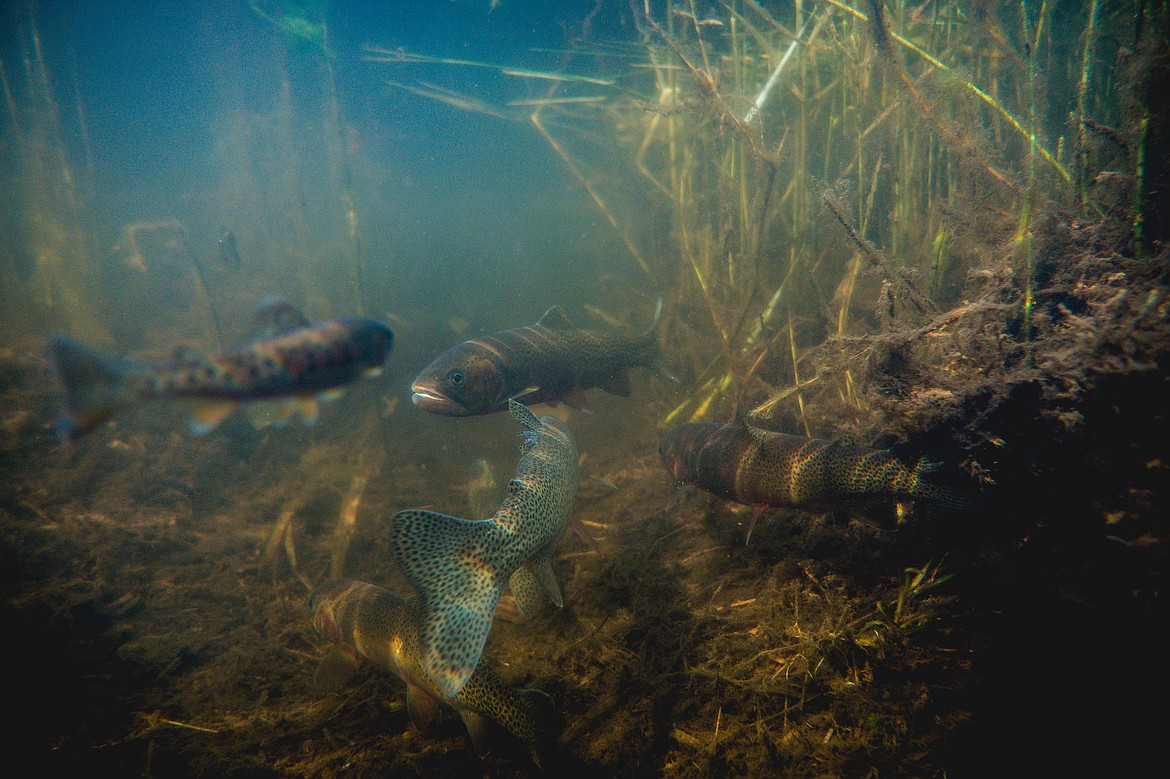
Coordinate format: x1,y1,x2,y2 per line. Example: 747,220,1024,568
559,386,592,413
745,504,768,546
651,356,681,384
187,399,240,435
597,371,632,397
507,565,548,621
405,682,441,730
317,387,345,403
458,709,494,757
531,556,564,609
362,365,384,378
493,592,527,623
313,645,360,692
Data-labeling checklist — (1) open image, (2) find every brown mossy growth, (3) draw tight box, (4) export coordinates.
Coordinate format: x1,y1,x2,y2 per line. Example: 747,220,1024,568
864,0,1021,197
5,199,1170,776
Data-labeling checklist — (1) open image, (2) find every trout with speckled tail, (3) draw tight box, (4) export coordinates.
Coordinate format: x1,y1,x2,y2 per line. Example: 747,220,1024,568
46,295,393,441
390,399,578,697
660,413,976,542
309,578,559,765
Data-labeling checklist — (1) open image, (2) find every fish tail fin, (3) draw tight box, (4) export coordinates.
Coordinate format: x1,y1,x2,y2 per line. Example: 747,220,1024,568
519,689,563,767
390,508,510,697
46,336,146,441
912,460,980,512
459,688,561,763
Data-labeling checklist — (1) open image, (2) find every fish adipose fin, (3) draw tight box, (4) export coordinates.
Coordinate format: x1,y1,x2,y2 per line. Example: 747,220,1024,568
46,336,146,442
389,508,509,697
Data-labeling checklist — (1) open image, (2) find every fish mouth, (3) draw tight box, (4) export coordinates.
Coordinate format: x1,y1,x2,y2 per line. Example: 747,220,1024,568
410,385,471,416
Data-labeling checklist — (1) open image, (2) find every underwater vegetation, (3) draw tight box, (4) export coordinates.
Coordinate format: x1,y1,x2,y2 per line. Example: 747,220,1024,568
1,1,1168,777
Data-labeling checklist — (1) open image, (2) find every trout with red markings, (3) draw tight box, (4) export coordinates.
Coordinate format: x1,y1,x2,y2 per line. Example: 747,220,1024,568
660,413,975,541
308,578,559,766
411,299,672,416
47,295,393,441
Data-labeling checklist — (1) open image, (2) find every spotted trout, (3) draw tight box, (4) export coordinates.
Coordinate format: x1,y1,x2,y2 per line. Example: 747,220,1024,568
410,299,670,416
660,413,974,541
47,296,393,441
390,399,578,697
309,578,559,764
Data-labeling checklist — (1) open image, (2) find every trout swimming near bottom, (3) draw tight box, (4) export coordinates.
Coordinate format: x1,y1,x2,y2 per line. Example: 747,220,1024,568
660,413,975,541
309,578,559,765
46,295,393,441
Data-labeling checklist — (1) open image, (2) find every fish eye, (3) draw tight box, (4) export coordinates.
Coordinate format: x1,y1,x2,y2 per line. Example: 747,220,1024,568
447,369,465,386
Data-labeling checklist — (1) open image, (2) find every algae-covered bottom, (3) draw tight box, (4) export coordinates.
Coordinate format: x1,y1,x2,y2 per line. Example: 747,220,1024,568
2,226,1168,777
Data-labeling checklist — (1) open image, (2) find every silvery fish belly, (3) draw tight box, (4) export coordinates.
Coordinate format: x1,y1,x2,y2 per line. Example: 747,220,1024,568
46,295,393,441
389,399,579,697
410,301,664,416
660,414,975,532
308,578,558,764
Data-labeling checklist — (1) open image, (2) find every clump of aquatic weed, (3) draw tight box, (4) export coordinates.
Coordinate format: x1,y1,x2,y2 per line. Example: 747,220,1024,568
650,553,963,777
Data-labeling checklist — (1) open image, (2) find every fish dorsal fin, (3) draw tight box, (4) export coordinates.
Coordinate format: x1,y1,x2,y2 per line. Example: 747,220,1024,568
251,295,312,337
732,408,769,444
536,305,576,330
171,345,210,367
